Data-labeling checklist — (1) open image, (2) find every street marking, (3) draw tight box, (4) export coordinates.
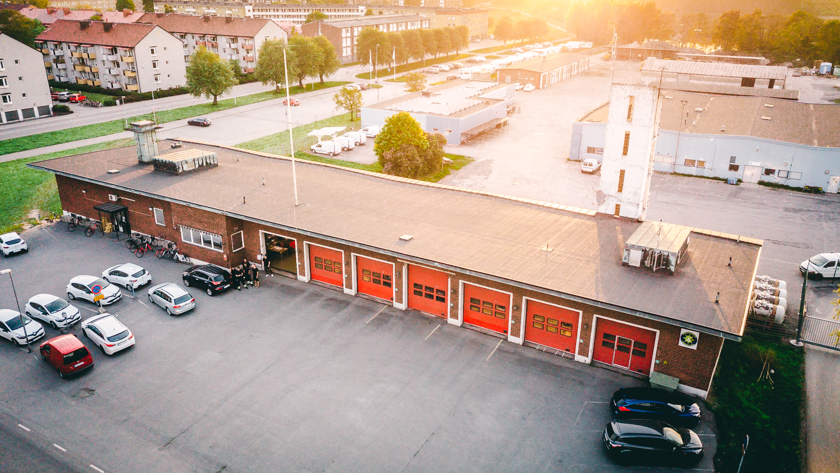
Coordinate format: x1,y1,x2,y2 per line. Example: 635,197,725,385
17,424,30,432
90,465,105,473
424,324,441,341
366,306,387,324
42,226,60,243
137,299,148,308
53,443,66,452
80,306,99,314
485,339,503,362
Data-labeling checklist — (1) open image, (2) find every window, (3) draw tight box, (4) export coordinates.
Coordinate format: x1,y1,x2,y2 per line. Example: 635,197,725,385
0,76,6,87
729,156,737,164
697,160,706,168
626,95,634,122
789,171,802,180
1,93,11,104
14,59,18,64
586,146,604,155
154,74,161,83
150,46,157,56
152,60,159,69
778,170,789,178
413,283,446,303
764,168,776,176
684,159,695,167
153,208,165,226
361,269,392,288
179,226,223,251
614,203,621,216
617,169,625,193
622,132,630,155
729,164,740,172
231,231,244,252
0,59,4,70
468,297,506,319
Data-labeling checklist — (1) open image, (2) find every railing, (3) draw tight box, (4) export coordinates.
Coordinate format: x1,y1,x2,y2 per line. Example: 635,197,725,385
801,316,840,351
124,70,137,77
121,56,135,63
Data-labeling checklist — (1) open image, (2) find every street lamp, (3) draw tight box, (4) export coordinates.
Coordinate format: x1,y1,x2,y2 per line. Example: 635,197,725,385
0,269,31,353
282,46,299,207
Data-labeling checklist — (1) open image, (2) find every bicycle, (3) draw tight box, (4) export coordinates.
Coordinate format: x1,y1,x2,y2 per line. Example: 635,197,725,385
133,240,154,258
84,220,101,237
156,242,174,259
125,233,145,251
66,215,81,232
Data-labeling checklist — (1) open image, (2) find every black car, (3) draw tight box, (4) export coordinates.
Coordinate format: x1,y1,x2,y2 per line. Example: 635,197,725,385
611,387,701,425
182,265,231,296
187,117,211,127
603,419,704,466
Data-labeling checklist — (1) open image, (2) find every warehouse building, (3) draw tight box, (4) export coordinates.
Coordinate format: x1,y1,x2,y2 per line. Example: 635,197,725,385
497,53,591,90
30,121,762,399
642,58,789,90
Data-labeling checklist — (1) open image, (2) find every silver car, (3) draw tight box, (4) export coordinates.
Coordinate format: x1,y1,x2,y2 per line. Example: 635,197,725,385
148,283,195,316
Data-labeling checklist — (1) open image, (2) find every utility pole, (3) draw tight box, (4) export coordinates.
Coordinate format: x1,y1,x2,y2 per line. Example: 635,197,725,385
283,47,299,207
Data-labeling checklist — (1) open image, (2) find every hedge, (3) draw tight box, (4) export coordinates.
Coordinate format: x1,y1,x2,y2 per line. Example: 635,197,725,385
47,73,261,103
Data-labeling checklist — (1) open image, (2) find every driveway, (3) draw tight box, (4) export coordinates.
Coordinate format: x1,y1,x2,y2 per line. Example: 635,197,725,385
0,225,716,473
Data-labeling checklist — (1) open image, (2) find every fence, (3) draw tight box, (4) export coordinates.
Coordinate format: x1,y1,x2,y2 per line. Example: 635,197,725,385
800,316,840,351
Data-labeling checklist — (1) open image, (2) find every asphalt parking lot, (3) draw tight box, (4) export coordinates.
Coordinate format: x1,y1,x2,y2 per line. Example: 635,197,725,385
0,225,716,473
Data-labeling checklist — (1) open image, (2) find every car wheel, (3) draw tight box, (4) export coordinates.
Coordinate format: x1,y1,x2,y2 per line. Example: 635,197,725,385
206,288,213,296
67,292,75,300
11,338,20,347
183,278,190,287
166,307,173,316
59,370,65,379
100,344,107,355
328,152,334,156
814,273,824,281
50,321,58,330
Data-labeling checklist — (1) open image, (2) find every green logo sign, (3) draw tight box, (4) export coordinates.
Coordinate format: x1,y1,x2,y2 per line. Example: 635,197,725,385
680,331,698,347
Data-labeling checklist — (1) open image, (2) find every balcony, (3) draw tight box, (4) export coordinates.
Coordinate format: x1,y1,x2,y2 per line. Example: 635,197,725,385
243,43,253,51
74,65,86,71
107,68,120,75
47,74,54,80
123,70,137,77
121,56,134,63
244,55,254,62
210,41,218,48
197,41,207,47
41,48,49,55
244,67,254,73
91,67,98,73
88,53,96,60
107,54,119,61
57,63,67,69
93,80,101,86
45,61,52,67
125,84,139,91
76,77,86,84
72,52,83,58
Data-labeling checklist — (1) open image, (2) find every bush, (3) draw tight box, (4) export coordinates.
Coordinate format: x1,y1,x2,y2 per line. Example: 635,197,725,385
103,98,117,107
47,80,190,103
51,104,71,114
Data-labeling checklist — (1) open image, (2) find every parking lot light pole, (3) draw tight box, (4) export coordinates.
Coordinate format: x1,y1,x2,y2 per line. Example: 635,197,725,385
0,269,31,353
791,261,811,347
283,46,299,207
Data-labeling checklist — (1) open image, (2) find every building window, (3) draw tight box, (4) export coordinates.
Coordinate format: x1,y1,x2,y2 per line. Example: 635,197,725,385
626,95,634,122
778,170,789,178
586,147,604,155
0,93,11,104
730,156,737,164
729,164,740,172
622,132,630,156
0,59,4,70
152,60,159,69
180,226,223,252
154,74,161,83
0,76,6,87
231,231,244,252
764,168,776,176
684,159,696,167
697,160,706,168
153,208,165,226
789,171,802,180
617,169,625,193
150,46,157,56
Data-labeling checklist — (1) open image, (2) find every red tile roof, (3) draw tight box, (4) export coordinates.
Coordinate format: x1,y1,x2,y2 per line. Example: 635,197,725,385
101,10,145,24
138,13,271,37
19,7,97,24
36,20,158,48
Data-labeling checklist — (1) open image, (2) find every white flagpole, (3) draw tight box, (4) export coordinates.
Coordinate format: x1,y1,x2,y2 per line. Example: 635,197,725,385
283,47,299,207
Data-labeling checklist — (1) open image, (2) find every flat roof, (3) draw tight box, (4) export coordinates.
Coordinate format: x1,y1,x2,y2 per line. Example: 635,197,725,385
499,52,588,73
368,80,507,118
318,14,426,27
660,82,799,100
643,58,788,81
31,139,762,338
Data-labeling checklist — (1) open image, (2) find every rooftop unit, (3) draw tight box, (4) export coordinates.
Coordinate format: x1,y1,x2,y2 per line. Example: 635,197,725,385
152,148,218,174
622,221,691,274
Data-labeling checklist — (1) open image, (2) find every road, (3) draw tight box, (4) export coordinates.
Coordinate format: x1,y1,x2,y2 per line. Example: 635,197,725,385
0,408,97,473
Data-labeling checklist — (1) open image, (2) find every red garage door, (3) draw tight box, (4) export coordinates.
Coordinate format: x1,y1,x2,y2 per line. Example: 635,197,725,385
463,284,509,335
593,319,656,375
357,256,393,301
309,245,344,288
407,265,448,318
524,300,578,353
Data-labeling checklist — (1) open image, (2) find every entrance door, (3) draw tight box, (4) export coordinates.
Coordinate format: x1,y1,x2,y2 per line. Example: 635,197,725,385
524,300,578,353
407,265,448,318
463,284,509,335
742,165,762,183
356,256,393,301
828,176,840,194
308,245,344,288
592,319,657,375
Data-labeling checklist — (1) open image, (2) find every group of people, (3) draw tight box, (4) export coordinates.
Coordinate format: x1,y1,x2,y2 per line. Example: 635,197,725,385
232,259,260,290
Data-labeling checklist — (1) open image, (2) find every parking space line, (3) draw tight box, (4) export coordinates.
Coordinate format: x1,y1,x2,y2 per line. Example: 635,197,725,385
485,339,503,362
424,324,441,341
17,424,30,432
53,443,67,452
90,465,105,473
42,226,60,243
366,306,387,324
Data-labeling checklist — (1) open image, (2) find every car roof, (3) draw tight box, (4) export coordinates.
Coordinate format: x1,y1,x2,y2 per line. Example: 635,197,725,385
613,419,667,437
45,334,86,352
0,309,21,323
71,275,99,285
615,387,693,404
0,232,21,240
29,293,61,305
158,283,189,297
113,263,143,272
200,265,227,275
85,314,126,336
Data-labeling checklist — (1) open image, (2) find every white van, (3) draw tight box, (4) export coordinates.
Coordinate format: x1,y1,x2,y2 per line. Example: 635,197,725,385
333,136,354,151
343,131,367,146
310,141,341,156
581,158,601,174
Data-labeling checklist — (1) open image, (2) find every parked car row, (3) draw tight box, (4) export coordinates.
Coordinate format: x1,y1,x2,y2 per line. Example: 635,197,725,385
309,126,380,157
603,387,704,466
50,91,87,103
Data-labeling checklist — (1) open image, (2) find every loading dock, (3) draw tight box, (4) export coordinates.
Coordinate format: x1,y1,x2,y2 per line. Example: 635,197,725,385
307,243,344,288
592,317,657,375
462,282,512,335
406,264,449,318
523,298,580,355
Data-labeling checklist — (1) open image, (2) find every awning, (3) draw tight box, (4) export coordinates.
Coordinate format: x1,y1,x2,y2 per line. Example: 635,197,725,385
93,203,128,214
307,127,346,140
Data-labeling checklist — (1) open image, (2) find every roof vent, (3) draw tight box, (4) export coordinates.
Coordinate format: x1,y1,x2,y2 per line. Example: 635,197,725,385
720,125,725,132
399,234,413,241
622,221,691,275
764,104,774,108
153,148,218,174
203,15,211,22
226,16,233,23
761,116,772,121
694,108,703,112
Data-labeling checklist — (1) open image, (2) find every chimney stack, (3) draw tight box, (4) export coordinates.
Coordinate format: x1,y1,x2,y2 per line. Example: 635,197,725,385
123,9,131,16
203,15,211,22
226,16,232,23
128,121,163,163
62,7,70,14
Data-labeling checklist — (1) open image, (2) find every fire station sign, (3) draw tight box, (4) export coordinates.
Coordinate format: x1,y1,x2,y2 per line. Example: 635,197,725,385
679,329,699,350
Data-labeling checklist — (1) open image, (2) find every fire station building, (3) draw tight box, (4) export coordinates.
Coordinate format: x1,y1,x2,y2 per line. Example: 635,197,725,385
30,123,761,399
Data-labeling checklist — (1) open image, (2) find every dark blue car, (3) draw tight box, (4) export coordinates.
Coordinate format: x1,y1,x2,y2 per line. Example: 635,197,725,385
611,387,701,425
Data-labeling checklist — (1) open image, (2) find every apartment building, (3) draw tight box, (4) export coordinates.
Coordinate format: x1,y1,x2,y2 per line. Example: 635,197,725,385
251,3,367,25
301,15,430,64
18,6,96,25
49,0,116,11
365,5,488,39
0,33,52,124
152,1,253,19
138,13,287,73
36,20,186,94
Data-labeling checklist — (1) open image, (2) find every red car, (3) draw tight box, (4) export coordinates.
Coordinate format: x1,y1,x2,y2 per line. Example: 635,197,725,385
40,334,94,379
282,98,300,106
68,93,87,103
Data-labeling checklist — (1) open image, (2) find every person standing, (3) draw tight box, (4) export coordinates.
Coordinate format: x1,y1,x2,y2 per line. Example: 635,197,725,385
233,265,243,291
242,259,251,289
253,263,260,288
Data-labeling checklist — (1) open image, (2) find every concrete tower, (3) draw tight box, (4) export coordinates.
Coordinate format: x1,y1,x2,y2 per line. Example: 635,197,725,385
128,120,162,163
597,84,662,221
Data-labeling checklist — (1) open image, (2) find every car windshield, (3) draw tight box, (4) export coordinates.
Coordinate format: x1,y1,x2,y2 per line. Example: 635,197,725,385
662,427,684,446
5,314,32,331
210,274,226,282
107,329,130,343
44,299,70,313
174,294,192,305
131,269,147,278
810,255,829,266
667,403,684,411
63,348,89,364
4,238,21,244
86,278,110,290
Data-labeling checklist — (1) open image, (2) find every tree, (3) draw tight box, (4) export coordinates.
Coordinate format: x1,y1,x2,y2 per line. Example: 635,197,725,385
404,72,426,92
115,0,135,11
364,8,373,16
402,29,424,61
29,0,48,7
713,10,741,50
142,0,154,12
0,11,45,48
564,0,612,44
186,47,237,105
305,11,327,24
616,2,672,44
679,13,711,47
313,35,340,83
164,4,174,13
420,29,436,60
333,87,363,121
818,20,840,66
771,11,823,61
444,27,460,55
454,25,470,53
255,39,295,92
356,27,390,76
382,144,423,178
374,111,428,164
289,35,321,88
494,16,515,45
386,31,408,66
736,10,766,52
433,28,450,57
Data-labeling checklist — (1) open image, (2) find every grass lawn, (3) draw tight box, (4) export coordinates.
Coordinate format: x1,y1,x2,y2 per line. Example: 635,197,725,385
0,81,347,157
708,335,804,473
0,139,133,234
355,53,473,80
289,152,472,184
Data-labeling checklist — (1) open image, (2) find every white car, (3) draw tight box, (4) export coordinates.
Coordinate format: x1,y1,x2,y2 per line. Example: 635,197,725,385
424,66,440,74
148,283,196,316
24,294,81,329
0,232,28,256
438,64,451,72
333,136,354,151
581,158,602,174
102,263,152,290
800,253,840,280
310,141,341,156
344,83,363,91
343,131,367,146
523,84,536,92
67,275,122,306
81,313,134,355
0,309,45,347
514,83,524,91
361,125,381,138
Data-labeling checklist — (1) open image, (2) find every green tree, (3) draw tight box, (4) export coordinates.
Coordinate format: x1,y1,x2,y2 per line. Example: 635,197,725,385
386,31,409,66
115,0,135,11
420,29,436,59
356,27,390,76
818,20,840,66
333,87,363,121
771,11,823,60
454,25,470,53
494,16,515,45
679,13,711,46
404,72,426,92
382,145,423,178
313,35,340,83
433,28,450,57
713,10,741,50
305,11,327,24
444,27,460,54
0,10,45,48
164,4,174,13
186,47,237,105
142,0,154,12
289,35,321,88
617,2,672,44
736,10,766,51
29,0,49,7
422,132,446,175
375,111,428,165
364,8,373,16
255,39,295,92
402,29,424,61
